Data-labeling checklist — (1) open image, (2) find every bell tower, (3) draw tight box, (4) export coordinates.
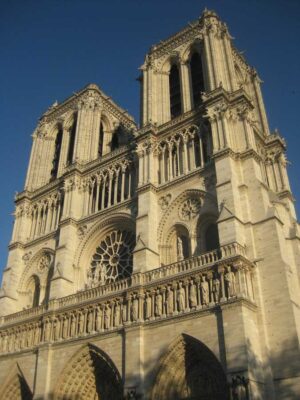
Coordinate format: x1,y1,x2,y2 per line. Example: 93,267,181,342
0,9,299,400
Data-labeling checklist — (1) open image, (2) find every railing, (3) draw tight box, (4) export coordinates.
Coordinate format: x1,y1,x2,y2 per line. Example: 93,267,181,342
1,242,247,326
0,242,255,355
0,243,254,354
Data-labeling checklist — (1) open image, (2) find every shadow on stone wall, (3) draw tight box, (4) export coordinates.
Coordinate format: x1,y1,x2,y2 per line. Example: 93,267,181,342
226,333,300,400
9,329,300,399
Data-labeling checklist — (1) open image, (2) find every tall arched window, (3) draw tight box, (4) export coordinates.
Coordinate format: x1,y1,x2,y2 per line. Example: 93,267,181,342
50,126,63,180
29,275,40,308
169,64,182,119
67,113,77,165
98,122,104,157
190,52,205,107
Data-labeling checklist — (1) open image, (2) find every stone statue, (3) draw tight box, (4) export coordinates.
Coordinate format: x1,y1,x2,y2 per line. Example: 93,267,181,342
201,276,209,305
212,275,220,302
100,264,107,285
114,301,120,327
78,312,85,335
96,306,102,331
104,304,111,329
87,310,94,333
62,316,69,339
177,237,184,261
70,314,76,337
177,282,185,312
44,320,51,342
166,286,174,315
232,375,249,400
122,301,127,323
155,289,163,317
131,294,139,322
225,266,236,297
189,279,197,308
86,269,93,289
53,319,59,341
26,327,33,347
145,292,152,320
93,264,101,286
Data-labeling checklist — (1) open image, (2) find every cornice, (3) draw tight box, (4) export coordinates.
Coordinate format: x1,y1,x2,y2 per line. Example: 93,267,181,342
203,86,253,111
14,231,58,250
157,163,213,192
136,183,158,195
78,197,137,226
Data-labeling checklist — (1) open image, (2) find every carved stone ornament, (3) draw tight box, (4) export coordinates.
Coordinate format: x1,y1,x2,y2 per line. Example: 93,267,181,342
77,225,87,240
22,252,32,265
158,194,172,210
179,198,202,221
38,254,51,273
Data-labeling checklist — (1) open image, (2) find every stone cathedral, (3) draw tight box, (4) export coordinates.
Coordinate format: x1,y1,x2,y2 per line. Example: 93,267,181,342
0,9,299,400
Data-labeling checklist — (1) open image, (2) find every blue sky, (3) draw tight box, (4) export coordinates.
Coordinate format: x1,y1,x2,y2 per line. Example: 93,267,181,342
0,0,299,277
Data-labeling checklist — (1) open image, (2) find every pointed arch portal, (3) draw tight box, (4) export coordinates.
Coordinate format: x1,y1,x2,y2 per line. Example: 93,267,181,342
54,344,123,400
151,334,229,400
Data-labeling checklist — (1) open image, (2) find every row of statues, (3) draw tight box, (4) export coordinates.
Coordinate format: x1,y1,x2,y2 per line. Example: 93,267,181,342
0,267,237,354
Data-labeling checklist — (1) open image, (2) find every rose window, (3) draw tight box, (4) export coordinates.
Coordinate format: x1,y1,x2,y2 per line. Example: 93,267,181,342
179,198,202,221
89,230,135,286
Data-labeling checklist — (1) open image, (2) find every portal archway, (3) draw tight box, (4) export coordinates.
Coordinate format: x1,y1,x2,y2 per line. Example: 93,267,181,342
54,344,123,400
151,334,229,400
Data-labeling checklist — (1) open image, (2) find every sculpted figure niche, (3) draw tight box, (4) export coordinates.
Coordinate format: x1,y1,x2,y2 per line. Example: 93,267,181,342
87,230,135,288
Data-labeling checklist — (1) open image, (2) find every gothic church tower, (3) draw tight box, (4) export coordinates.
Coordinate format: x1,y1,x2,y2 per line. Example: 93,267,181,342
0,9,299,400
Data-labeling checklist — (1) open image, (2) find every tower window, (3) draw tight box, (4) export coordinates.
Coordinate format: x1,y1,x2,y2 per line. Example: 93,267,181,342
169,64,182,119
50,126,63,180
98,123,104,157
190,52,205,107
67,113,77,165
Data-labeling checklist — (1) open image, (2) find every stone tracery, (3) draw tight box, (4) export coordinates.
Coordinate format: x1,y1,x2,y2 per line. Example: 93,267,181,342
89,230,135,286
54,344,123,400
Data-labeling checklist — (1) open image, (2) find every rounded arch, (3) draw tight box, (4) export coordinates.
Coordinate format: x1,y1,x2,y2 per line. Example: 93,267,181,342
63,110,78,131
151,334,229,400
160,53,181,74
53,343,123,400
158,189,218,265
18,249,54,308
18,248,54,291
158,190,211,243
25,275,40,308
181,38,203,64
165,223,191,264
75,213,136,289
100,112,113,133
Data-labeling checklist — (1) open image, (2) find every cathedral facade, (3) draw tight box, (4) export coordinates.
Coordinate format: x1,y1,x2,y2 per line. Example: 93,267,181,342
0,9,299,400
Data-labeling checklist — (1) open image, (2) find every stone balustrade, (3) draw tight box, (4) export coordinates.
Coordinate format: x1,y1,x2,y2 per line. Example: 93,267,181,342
0,242,254,355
